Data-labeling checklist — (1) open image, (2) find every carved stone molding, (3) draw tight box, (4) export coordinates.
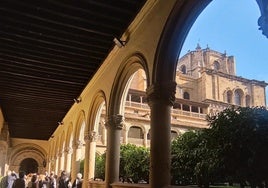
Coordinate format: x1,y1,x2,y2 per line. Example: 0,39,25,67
105,114,124,130
146,81,177,106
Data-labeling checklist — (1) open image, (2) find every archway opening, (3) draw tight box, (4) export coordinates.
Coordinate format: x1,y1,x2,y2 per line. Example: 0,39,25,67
19,158,38,175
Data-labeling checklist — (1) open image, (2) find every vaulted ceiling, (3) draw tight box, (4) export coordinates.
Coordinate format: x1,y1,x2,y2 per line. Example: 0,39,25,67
0,0,146,140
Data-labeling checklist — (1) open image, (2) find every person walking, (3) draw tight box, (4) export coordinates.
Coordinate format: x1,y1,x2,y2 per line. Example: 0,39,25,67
12,171,26,188
71,173,83,188
58,171,71,188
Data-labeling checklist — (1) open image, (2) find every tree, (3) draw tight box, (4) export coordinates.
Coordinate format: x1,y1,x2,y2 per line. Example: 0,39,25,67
94,144,150,183
120,144,149,183
206,106,268,187
171,131,200,185
95,153,106,180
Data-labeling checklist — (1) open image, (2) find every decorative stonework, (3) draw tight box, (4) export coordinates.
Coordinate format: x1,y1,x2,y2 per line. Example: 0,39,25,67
84,131,98,142
105,115,124,130
146,81,177,106
65,147,73,154
73,140,83,149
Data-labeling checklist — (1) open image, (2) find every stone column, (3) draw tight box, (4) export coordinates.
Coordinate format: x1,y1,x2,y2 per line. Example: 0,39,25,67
88,131,98,180
71,141,83,180
64,147,73,173
83,131,91,188
146,81,176,188
105,115,124,188
143,129,148,147
55,156,59,175
122,126,128,144
58,151,64,172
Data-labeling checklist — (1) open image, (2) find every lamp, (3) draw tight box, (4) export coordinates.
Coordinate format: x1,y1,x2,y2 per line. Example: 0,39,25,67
58,121,63,126
74,97,82,103
113,37,126,48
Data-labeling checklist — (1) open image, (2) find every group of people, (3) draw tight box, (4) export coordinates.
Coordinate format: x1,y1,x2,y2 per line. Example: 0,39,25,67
0,170,83,188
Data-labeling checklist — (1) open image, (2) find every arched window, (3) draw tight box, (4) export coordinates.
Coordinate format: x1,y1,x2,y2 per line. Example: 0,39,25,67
234,89,244,106
245,95,251,107
180,65,187,74
183,92,190,99
214,61,220,71
226,90,232,103
128,126,144,139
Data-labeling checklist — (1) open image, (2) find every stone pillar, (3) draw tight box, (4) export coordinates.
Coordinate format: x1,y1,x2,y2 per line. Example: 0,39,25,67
83,131,91,188
58,152,64,172
64,147,73,173
105,115,124,188
122,126,128,144
100,120,107,145
55,156,59,175
88,131,98,180
103,127,107,146
143,129,148,147
71,141,83,180
146,81,176,188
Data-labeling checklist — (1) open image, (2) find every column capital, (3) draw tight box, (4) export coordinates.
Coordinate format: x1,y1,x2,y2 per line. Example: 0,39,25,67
105,114,124,130
84,131,98,142
146,81,176,106
65,147,73,154
73,140,83,149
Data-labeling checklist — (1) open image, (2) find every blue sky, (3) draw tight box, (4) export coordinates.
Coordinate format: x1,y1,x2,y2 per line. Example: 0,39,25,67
180,0,268,102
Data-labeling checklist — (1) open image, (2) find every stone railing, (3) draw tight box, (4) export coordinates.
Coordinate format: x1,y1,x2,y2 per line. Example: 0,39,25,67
89,181,188,188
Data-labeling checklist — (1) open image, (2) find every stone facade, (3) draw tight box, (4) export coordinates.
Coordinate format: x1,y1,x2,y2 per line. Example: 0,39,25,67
107,45,267,150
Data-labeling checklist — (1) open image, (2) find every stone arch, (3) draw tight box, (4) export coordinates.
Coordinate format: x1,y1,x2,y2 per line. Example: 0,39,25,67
224,89,233,104
234,88,244,106
19,158,38,174
8,143,46,174
66,122,74,153
83,90,107,181
148,1,212,186
74,111,86,146
152,0,211,84
109,53,149,116
86,90,107,134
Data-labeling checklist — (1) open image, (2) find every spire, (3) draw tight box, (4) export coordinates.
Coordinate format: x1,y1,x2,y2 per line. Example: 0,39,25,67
196,43,201,50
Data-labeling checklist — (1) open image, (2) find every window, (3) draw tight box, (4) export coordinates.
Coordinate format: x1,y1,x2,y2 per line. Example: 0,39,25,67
183,92,190,99
128,126,144,139
234,89,243,106
226,90,232,103
214,61,220,71
180,65,187,74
